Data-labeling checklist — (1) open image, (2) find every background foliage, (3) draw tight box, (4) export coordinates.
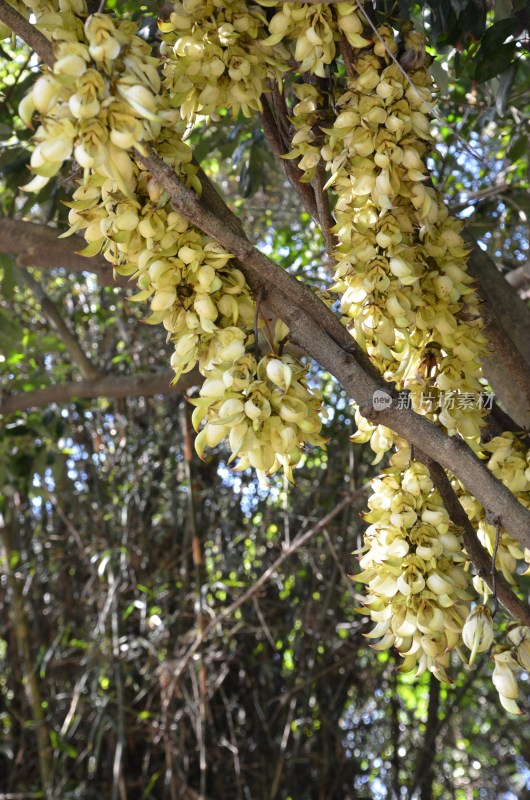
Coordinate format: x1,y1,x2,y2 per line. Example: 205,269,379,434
0,0,530,798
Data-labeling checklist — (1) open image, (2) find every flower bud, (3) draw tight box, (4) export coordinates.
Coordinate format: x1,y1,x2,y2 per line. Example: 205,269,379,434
462,606,494,665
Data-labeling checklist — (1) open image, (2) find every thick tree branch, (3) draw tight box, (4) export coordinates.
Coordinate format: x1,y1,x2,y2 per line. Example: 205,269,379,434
464,232,530,427
0,369,199,415
0,0,54,67
479,307,530,428
420,452,530,626
0,218,126,287
140,146,530,551
19,269,102,381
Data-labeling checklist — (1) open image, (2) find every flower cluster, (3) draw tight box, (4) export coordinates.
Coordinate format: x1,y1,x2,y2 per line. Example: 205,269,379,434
261,2,370,76
193,352,325,483
323,40,487,447
459,433,530,598
19,0,323,482
491,626,530,714
357,457,471,681
283,83,329,183
19,9,172,194
159,0,283,121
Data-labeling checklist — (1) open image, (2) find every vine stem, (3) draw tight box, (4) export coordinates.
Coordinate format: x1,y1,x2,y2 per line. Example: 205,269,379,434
0,0,54,67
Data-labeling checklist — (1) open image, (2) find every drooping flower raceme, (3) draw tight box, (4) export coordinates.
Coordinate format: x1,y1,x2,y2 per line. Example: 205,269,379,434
18,0,324,481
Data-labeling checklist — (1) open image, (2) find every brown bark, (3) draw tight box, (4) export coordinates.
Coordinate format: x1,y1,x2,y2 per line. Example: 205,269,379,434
464,234,530,428
0,368,200,415
0,218,126,287
0,0,54,66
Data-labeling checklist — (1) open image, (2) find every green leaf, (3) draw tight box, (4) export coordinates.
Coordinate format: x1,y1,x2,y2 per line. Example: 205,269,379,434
474,42,516,82
480,18,517,53
0,308,23,346
140,771,161,800
0,254,18,300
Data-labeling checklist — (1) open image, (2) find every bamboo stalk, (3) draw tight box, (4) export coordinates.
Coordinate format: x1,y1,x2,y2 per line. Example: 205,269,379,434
0,517,53,798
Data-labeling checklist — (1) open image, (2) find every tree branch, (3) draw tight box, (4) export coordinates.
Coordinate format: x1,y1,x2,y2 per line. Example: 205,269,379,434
0,369,199,415
19,269,102,381
0,218,126,287
464,232,530,427
311,157,337,256
258,94,321,224
139,146,530,551
0,0,54,67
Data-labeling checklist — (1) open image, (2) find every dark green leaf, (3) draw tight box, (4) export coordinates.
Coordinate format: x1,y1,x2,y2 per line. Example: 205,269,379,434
0,308,23,346
0,253,16,300
474,42,516,82
480,18,517,53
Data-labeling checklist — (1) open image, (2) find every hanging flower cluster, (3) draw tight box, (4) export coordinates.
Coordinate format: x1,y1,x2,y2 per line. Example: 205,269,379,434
18,0,324,482
459,433,530,599
159,0,285,121
14,0,530,710
192,350,326,482
492,625,530,714
356,455,470,681
261,1,370,76
317,30,486,447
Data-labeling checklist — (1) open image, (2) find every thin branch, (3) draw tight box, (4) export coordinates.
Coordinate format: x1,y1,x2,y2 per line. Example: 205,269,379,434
0,369,200,415
311,158,337,256
139,146,530,551
418,452,530,626
338,35,356,78
0,0,54,66
0,50,32,116
19,269,102,381
258,94,320,223
0,518,53,797
452,182,519,213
